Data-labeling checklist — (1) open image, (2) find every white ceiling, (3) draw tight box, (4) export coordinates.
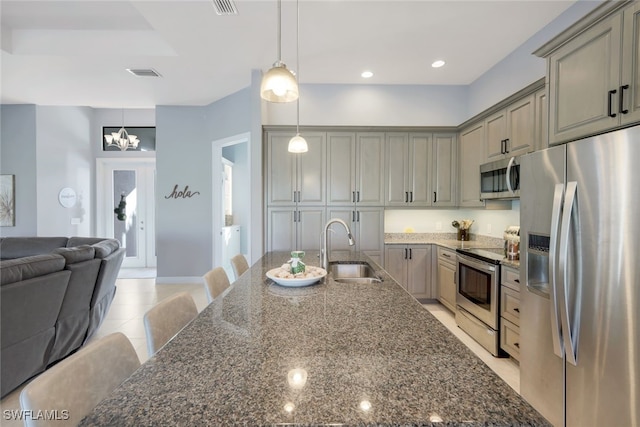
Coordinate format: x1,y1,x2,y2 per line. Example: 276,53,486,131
0,0,577,109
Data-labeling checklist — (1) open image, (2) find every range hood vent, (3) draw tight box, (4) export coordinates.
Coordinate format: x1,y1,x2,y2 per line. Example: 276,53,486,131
126,68,162,78
212,0,238,15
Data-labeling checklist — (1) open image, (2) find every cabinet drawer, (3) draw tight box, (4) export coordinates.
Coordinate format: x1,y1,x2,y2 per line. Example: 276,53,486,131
500,285,521,326
501,266,520,291
500,318,521,361
437,247,456,265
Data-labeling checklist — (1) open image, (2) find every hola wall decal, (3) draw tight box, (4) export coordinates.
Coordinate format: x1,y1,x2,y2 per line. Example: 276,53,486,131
165,184,201,199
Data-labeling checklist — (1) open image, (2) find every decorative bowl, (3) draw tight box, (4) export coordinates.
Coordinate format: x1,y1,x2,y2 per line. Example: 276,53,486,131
266,267,327,288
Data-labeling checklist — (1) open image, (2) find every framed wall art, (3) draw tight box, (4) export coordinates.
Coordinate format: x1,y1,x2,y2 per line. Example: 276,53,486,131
0,174,15,226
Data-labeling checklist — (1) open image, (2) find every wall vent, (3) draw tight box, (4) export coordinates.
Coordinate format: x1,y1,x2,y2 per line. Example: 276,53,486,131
212,0,238,15
126,68,162,78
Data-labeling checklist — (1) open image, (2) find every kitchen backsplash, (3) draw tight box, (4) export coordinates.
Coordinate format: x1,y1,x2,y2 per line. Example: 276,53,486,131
384,201,520,238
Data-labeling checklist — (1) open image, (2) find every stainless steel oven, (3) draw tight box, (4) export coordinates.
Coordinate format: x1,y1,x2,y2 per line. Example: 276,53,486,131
455,248,503,356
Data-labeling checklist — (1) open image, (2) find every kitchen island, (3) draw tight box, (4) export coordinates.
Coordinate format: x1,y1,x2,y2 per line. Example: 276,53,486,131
80,251,548,426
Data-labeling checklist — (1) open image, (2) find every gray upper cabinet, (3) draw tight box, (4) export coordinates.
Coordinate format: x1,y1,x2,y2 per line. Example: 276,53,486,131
385,132,456,207
539,1,640,145
534,87,549,151
458,122,485,207
327,132,384,206
267,131,326,206
484,94,535,161
432,133,457,207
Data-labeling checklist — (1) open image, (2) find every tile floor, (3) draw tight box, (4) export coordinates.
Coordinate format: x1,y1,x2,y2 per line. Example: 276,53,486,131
0,277,519,426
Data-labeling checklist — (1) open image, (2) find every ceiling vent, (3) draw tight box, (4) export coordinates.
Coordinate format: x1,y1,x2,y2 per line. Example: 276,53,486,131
126,68,162,78
212,0,238,15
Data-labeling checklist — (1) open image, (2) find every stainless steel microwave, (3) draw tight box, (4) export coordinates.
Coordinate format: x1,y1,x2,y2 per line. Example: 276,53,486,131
479,157,520,200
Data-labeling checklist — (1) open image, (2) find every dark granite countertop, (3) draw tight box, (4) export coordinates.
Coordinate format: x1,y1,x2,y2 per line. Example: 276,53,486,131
80,251,548,426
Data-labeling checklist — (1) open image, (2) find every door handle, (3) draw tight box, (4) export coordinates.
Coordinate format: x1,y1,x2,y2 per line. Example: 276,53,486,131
548,183,565,358
608,89,617,118
559,181,580,366
620,84,629,114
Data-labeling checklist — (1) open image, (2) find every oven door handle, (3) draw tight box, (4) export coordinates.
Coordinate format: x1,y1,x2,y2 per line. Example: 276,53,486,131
457,253,496,273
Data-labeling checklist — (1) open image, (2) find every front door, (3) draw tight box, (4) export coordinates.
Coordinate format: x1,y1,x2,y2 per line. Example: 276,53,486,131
97,159,156,268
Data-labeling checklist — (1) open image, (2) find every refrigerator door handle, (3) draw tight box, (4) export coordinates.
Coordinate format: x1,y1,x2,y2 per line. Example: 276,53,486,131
559,181,580,366
506,156,516,194
549,183,565,358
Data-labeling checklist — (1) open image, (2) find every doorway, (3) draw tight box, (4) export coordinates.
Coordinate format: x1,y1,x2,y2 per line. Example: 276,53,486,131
97,158,156,268
212,133,251,276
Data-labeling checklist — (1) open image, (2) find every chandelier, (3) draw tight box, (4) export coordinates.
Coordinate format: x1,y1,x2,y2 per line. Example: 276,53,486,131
104,110,139,151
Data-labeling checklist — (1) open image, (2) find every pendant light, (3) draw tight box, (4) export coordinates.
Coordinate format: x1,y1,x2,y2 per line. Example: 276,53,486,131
288,0,308,153
261,0,299,103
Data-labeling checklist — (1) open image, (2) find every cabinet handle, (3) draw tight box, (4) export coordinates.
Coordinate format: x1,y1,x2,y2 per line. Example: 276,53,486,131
504,138,510,154
442,253,451,258
357,211,360,222
352,191,356,203
404,248,408,259
409,248,412,259
405,192,409,203
409,192,413,203
608,89,618,118
514,307,520,313
620,84,629,114
514,279,520,283
357,191,360,202
298,191,301,202
352,211,356,222
293,191,296,203
433,191,437,203
514,342,520,348
500,139,505,154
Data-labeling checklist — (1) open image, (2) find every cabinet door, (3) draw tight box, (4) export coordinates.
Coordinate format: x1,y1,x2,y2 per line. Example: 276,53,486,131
407,245,432,299
622,2,640,125
266,208,296,252
297,133,326,205
356,207,384,262
458,122,485,207
356,133,385,206
506,94,535,156
485,109,507,161
432,133,456,207
385,133,409,206
384,246,407,289
267,132,297,205
437,260,457,312
296,207,325,251
548,15,622,145
408,133,432,206
534,87,549,151
327,133,356,205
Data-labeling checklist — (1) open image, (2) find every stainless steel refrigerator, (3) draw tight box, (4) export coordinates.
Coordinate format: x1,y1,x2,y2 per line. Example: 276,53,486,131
520,125,640,427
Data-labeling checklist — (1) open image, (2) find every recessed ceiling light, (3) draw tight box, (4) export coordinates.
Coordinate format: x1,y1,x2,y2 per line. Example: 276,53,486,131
431,60,446,68
361,71,373,78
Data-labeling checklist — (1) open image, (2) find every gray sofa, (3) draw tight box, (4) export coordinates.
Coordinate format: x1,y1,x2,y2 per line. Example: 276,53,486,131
0,237,125,397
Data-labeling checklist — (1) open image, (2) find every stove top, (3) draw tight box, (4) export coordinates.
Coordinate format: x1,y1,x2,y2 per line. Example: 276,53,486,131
456,247,505,264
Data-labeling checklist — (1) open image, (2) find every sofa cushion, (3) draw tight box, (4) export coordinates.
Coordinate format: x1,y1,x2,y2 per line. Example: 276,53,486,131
0,254,66,286
91,240,120,259
51,245,95,264
66,237,108,247
0,237,69,260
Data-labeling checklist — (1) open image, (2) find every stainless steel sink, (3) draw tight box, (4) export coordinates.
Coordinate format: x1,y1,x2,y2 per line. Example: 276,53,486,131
329,262,382,284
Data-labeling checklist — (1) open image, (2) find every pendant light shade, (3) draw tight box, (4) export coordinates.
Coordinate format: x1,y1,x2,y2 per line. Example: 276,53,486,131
288,133,307,153
260,62,299,102
261,0,298,103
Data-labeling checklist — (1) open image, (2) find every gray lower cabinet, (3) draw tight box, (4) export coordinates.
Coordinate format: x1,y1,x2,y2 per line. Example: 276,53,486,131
436,247,457,312
266,207,325,252
500,265,521,360
326,207,384,266
384,244,433,299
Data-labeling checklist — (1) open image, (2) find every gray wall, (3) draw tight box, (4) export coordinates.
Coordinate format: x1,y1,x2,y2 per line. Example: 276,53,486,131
0,104,37,236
